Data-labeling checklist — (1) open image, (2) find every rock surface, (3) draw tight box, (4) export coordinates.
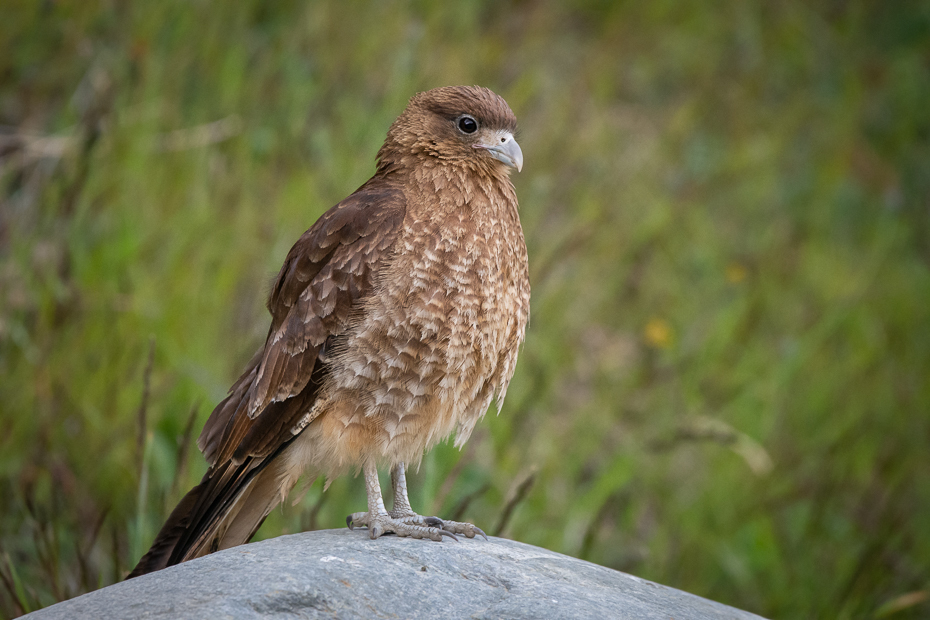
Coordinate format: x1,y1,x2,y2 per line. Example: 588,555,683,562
25,529,763,619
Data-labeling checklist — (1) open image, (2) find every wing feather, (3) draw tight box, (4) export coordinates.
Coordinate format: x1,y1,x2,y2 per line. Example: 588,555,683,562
194,179,405,478
128,180,409,574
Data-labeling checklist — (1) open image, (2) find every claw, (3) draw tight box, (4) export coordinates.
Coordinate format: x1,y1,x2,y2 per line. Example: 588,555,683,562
423,516,444,528
441,520,488,540
438,529,459,542
348,511,372,531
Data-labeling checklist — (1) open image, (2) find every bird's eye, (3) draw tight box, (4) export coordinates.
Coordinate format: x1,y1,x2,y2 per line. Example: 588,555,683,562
457,115,478,134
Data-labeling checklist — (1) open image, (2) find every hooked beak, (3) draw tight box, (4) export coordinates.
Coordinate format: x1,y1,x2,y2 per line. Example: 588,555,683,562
475,131,523,172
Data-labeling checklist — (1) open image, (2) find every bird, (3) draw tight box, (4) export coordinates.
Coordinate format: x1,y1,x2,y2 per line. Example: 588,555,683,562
128,85,529,578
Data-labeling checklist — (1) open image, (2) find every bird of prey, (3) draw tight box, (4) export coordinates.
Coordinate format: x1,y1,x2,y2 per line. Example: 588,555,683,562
128,86,529,577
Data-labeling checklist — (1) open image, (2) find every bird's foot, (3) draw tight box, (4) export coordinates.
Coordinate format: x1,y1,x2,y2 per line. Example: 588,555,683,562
388,510,487,540
388,513,485,539
346,511,472,541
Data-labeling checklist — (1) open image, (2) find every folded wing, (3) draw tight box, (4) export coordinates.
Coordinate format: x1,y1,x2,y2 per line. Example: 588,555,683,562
128,179,405,577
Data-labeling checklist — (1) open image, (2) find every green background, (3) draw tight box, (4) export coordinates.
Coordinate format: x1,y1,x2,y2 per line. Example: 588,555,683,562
2,1,929,617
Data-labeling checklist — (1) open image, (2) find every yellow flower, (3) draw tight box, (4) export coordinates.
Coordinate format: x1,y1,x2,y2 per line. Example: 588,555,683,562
644,317,672,348
726,262,748,284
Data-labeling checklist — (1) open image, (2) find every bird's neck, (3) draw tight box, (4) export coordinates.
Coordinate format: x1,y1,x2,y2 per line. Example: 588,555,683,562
401,162,516,220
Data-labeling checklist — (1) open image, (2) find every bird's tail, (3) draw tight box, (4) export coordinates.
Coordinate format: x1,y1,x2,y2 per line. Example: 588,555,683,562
126,445,300,579
126,478,208,578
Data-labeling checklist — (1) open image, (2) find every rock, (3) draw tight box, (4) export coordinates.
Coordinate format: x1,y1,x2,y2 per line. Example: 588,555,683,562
24,529,764,619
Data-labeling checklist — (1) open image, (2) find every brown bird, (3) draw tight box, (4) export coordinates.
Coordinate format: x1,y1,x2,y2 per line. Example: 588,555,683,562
128,85,529,578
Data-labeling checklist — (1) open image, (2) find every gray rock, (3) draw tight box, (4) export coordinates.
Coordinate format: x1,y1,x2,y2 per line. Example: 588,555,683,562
25,529,764,619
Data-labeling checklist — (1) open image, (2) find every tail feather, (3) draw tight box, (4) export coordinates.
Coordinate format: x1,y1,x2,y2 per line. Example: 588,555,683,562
128,340,325,579
127,440,299,579
218,465,309,552
167,459,263,566
126,479,207,578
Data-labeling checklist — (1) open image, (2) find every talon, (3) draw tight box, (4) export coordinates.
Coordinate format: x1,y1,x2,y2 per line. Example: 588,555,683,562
438,520,488,540
423,516,444,528
370,524,384,539
439,529,459,542
346,515,354,530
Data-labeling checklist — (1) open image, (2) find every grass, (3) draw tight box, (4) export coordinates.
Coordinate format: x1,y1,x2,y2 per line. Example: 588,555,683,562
2,1,929,617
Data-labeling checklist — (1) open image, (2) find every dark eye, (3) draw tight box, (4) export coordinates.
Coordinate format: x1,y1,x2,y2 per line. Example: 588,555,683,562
457,115,478,134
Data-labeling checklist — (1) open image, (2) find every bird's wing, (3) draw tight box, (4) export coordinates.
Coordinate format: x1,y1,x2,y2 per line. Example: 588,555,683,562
198,179,405,468
129,179,405,577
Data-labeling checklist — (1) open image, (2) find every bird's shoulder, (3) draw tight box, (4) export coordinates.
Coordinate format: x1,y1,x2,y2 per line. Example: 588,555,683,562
267,178,407,323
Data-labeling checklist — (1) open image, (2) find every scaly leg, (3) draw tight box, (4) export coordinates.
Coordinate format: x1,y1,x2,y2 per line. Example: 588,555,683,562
347,462,487,540
388,461,415,517
345,462,457,541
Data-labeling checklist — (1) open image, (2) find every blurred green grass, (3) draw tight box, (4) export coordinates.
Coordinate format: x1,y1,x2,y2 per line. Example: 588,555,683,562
2,0,929,617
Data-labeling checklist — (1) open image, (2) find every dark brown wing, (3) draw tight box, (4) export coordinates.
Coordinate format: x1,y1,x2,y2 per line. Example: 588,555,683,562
199,179,405,466
128,178,405,577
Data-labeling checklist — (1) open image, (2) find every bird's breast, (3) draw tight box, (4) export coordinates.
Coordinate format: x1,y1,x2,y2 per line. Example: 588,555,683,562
310,185,529,469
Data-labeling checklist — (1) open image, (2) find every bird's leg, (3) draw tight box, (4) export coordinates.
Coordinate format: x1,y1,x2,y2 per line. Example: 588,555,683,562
388,462,418,518
346,462,457,541
388,461,487,540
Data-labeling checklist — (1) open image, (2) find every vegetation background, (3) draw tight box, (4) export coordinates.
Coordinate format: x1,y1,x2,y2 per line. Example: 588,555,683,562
2,1,929,617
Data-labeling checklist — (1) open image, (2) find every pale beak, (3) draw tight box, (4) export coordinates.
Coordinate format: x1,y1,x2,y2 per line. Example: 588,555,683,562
476,131,523,172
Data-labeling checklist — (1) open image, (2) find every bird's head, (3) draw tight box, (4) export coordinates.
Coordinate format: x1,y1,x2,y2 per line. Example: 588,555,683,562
378,85,523,177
